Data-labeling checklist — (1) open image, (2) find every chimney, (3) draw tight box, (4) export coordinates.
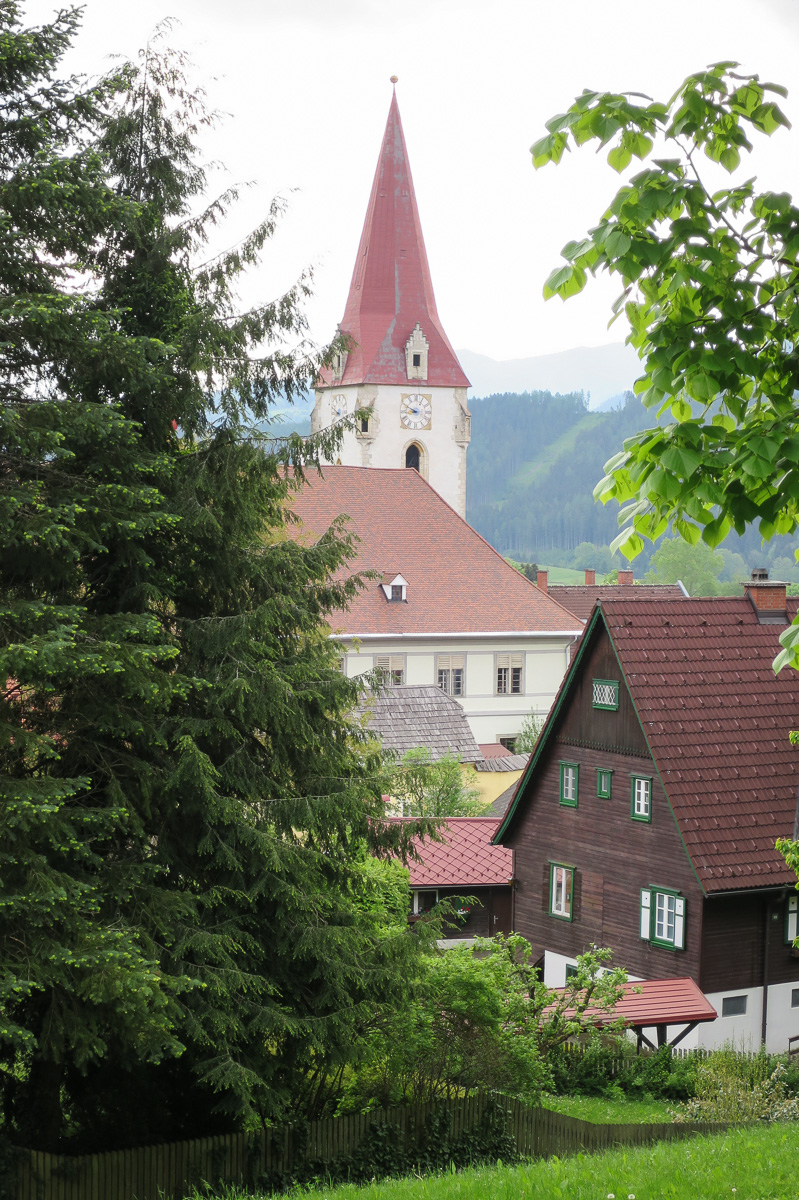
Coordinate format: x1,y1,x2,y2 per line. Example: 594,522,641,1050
744,568,788,624
537,569,548,594
618,569,634,586
584,569,596,586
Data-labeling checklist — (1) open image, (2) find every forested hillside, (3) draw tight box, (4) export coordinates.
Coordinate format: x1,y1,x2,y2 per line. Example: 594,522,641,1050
466,390,649,557
465,389,799,583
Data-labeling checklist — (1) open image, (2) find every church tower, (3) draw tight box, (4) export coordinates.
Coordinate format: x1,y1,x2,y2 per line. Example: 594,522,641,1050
312,85,471,517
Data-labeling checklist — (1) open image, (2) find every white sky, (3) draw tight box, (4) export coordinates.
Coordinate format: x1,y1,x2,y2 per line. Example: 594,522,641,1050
21,0,799,363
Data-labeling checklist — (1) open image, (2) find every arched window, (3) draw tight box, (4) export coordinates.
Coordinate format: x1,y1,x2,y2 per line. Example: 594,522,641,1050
405,443,421,471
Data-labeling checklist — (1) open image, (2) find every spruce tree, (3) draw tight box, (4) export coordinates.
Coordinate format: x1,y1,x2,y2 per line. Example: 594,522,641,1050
0,8,425,1149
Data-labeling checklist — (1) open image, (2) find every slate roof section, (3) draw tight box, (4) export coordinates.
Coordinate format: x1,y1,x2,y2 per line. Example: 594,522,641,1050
486,780,521,819
498,597,799,894
318,91,469,390
548,583,687,624
391,817,514,887
288,466,582,636
474,753,530,772
360,684,482,763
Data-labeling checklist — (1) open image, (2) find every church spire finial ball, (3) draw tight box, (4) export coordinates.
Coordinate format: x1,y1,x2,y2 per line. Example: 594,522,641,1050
390,75,398,85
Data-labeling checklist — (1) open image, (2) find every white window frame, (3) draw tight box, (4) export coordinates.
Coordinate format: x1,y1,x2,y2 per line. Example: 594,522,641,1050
786,894,798,944
436,653,465,697
559,761,578,807
376,654,406,685
640,886,685,949
550,864,574,921
496,653,523,695
631,775,652,822
592,679,619,710
412,888,438,914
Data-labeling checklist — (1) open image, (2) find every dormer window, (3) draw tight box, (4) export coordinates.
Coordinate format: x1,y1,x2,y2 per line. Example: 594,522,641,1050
381,573,408,602
405,323,429,380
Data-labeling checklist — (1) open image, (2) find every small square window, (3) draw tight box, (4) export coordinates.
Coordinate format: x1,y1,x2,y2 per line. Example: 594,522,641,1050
596,769,613,799
631,776,652,822
559,762,578,807
413,889,438,914
722,995,748,1018
791,988,799,1008
592,679,619,710
550,864,573,920
390,584,403,601
376,655,405,685
496,654,523,695
499,736,516,752
565,962,579,980
437,654,464,697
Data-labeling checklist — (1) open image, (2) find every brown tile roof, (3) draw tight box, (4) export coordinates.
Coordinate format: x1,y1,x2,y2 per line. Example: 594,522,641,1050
547,583,687,624
390,817,514,887
288,466,581,636
594,599,798,893
360,684,481,763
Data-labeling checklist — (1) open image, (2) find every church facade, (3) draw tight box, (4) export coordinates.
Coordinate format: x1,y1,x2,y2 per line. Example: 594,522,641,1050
312,89,471,518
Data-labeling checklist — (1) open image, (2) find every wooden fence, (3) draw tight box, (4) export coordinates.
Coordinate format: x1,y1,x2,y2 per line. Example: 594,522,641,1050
13,1093,727,1200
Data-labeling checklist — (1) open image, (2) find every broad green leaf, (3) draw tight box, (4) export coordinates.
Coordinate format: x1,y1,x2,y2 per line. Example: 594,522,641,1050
610,526,645,559
607,144,632,172
701,514,731,547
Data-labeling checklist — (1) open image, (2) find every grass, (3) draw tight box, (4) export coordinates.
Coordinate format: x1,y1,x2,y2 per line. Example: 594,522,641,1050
201,1124,799,1200
541,1091,674,1124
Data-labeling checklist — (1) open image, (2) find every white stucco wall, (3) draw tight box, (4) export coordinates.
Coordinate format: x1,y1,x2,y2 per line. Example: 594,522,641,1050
542,951,799,1053
341,634,574,743
312,383,470,516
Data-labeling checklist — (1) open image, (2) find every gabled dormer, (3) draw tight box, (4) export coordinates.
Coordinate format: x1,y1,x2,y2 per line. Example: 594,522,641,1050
381,572,408,602
405,323,429,381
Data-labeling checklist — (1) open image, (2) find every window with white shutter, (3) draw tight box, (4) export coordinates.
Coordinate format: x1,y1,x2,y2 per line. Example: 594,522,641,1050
640,886,685,949
437,654,465,696
631,775,652,822
786,894,798,944
496,653,523,695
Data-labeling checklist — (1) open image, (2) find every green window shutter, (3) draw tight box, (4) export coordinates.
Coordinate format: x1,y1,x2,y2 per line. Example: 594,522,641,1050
596,768,613,799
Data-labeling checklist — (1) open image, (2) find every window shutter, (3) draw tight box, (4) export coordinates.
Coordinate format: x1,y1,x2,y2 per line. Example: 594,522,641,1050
543,862,551,913
640,889,651,940
673,895,686,950
787,894,799,944
571,869,581,922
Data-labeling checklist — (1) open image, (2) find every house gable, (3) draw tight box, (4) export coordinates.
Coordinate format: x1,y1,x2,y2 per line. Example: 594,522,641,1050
496,609,704,979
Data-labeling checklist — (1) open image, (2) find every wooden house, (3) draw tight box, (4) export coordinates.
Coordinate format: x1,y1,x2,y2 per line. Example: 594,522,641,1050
494,574,799,1051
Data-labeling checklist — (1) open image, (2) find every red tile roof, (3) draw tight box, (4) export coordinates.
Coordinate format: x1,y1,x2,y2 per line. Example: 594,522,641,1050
288,466,581,636
391,817,514,887
500,597,799,894
318,91,469,390
555,977,717,1029
603,598,799,892
547,584,687,623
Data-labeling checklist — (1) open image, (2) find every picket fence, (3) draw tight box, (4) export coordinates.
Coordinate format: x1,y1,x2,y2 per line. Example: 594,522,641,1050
13,1092,727,1200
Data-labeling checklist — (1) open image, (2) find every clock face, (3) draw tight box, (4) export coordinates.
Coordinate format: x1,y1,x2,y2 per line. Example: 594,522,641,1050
400,393,432,430
331,393,347,421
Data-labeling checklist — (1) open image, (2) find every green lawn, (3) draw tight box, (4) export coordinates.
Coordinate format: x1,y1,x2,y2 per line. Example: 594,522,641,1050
542,1091,674,1124
208,1124,799,1200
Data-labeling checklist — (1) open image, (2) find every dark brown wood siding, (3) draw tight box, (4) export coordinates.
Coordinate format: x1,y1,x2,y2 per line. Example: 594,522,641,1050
504,620,703,980
701,892,799,992
434,886,513,939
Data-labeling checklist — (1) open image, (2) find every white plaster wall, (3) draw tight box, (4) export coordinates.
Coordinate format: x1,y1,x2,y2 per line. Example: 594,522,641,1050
340,635,573,743
313,383,469,516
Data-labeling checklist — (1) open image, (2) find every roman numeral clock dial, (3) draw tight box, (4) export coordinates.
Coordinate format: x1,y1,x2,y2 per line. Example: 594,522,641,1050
400,394,432,430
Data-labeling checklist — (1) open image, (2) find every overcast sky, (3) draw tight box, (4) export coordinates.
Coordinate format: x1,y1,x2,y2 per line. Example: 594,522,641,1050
21,0,799,364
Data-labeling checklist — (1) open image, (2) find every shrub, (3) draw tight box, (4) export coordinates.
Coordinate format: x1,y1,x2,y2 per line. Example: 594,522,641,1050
674,1048,799,1123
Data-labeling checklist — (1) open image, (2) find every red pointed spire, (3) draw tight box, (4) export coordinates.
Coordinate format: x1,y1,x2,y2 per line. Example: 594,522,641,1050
322,90,469,389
